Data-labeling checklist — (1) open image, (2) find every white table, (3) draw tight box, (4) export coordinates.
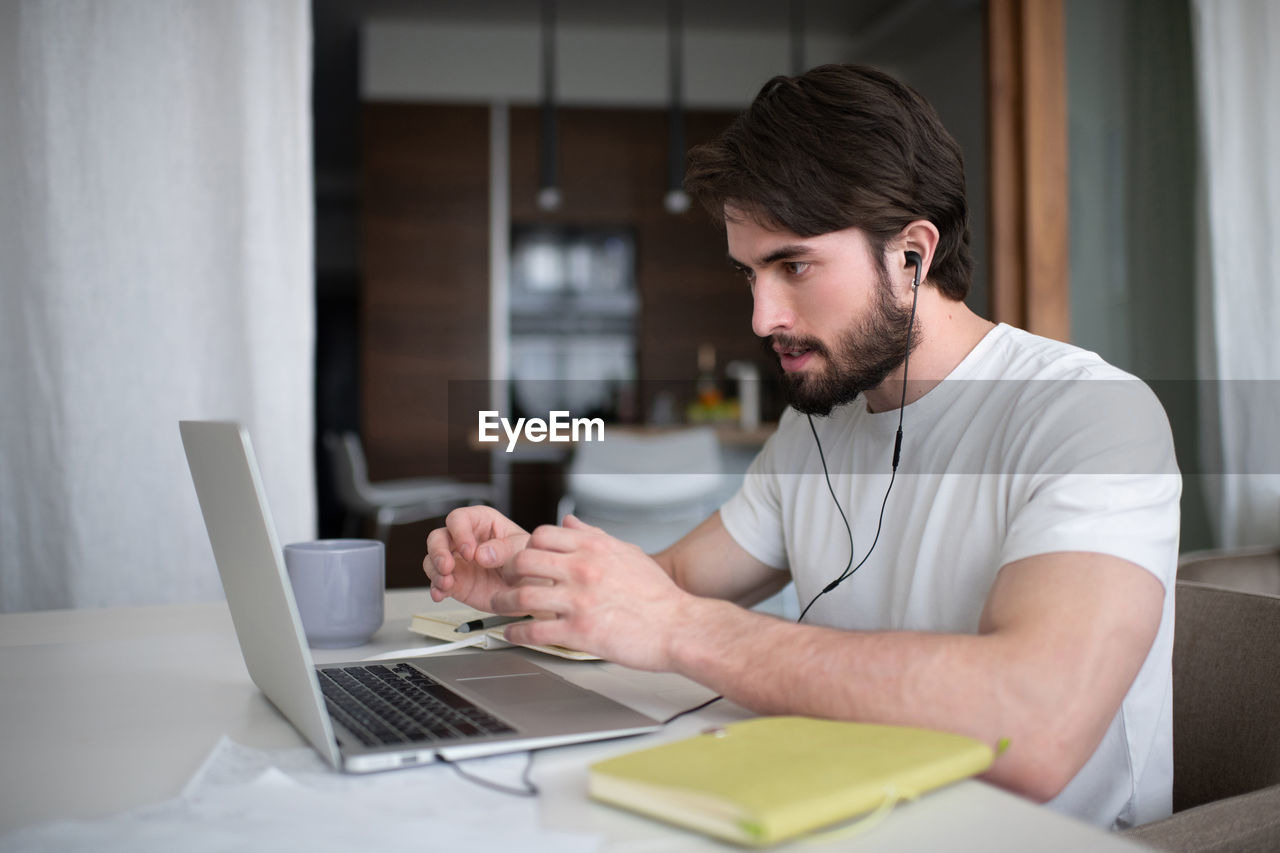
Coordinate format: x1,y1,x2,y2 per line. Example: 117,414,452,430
0,591,1151,851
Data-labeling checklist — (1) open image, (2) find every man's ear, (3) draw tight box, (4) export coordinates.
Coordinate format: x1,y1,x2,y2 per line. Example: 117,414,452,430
895,220,941,283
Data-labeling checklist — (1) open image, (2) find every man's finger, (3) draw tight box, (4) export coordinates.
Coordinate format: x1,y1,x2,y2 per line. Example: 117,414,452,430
424,529,455,570
561,513,605,534
527,523,583,554
422,550,447,581
473,536,512,568
504,548,572,585
503,617,566,649
443,509,484,562
491,583,565,618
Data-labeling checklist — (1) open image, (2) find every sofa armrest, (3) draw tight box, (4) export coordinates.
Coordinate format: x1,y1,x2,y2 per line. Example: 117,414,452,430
1123,784,1280,852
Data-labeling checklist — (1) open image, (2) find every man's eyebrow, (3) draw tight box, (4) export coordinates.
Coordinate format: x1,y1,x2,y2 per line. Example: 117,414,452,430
727,244,813,269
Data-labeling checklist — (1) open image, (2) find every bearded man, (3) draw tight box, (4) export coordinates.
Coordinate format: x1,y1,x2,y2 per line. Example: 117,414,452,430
424,64,1180,831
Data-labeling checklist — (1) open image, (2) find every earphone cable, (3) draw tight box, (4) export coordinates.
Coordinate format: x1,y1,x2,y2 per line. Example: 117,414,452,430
435,748,540,797
797,412,855,623
797,256,921,623
796,422,897,623
661,693,724,725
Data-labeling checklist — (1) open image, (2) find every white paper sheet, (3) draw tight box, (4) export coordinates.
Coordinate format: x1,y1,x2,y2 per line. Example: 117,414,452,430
0,738,601,852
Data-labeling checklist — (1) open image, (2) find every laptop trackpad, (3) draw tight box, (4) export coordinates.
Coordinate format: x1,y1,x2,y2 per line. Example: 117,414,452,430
456,673,577,705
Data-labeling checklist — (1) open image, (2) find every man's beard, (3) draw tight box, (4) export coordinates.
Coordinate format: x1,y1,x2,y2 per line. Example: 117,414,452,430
763,266,918,417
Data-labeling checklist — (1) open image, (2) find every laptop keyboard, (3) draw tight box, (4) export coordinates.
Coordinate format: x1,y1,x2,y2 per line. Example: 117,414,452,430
317,663,515,748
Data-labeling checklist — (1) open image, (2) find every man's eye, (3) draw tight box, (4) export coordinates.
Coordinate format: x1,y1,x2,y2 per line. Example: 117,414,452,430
738,267,756,283
784,261,810,276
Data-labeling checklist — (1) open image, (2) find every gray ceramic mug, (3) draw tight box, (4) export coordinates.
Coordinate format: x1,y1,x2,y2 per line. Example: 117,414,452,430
283,539,385,648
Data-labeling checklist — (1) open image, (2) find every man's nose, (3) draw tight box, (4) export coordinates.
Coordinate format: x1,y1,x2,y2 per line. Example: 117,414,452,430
751,279,793,338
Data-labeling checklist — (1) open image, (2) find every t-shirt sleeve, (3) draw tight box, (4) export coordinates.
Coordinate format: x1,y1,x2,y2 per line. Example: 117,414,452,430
719,416,794,571
999,378,1181,588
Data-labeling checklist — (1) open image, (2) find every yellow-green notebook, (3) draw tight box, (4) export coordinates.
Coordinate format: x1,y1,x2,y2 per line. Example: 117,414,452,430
588,716,995,847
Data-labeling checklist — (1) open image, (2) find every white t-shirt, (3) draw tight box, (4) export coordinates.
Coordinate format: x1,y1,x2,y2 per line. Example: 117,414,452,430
720,323,1181,829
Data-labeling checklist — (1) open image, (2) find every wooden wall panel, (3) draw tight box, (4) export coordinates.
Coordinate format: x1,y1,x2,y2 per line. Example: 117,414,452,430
987,0,1070,341
361,103,490,481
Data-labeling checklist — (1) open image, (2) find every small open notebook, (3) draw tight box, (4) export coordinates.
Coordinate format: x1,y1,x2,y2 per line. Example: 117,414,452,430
410,608,600,661
589,716,996,846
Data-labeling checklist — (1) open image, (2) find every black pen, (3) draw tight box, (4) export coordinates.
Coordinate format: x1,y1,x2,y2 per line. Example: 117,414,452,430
454,614,532,634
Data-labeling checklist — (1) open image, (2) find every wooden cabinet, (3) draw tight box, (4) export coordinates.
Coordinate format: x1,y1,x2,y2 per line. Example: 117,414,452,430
361,103,491,482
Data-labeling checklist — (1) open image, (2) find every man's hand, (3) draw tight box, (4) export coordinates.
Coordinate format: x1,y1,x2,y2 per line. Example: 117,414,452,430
491,515,691,671
423,506,531,610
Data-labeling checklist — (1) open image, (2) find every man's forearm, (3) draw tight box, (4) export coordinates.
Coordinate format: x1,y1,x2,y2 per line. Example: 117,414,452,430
650,512,788,603
665,595,1087,802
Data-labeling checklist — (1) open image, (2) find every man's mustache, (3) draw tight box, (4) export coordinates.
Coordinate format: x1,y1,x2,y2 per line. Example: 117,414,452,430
761,334,830,360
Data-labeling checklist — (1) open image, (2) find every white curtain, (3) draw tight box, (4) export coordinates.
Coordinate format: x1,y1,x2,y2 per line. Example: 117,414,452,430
1190,0,1280,549
1187,0,1280,545
0,1,315,611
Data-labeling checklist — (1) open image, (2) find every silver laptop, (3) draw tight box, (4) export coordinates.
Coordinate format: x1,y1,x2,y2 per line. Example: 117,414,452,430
180,420,658,773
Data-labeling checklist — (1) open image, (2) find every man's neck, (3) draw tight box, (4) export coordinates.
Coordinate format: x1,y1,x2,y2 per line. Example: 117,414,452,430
862,290,996,413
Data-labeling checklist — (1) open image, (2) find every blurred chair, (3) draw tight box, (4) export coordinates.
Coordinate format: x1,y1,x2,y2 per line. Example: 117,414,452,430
324,431,494,543
1123,579,1280,851
557,427,723,554
1177,546,1280,596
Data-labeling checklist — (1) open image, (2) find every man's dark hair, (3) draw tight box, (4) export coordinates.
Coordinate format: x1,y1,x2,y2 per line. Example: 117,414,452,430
684,64,973,301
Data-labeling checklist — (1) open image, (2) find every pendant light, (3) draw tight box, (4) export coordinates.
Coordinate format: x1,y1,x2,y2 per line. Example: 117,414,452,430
537,0,562,211
663,0,691,214
790,0,806,75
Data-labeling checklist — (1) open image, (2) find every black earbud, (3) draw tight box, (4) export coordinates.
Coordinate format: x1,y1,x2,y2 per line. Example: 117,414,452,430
905,251,922,287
